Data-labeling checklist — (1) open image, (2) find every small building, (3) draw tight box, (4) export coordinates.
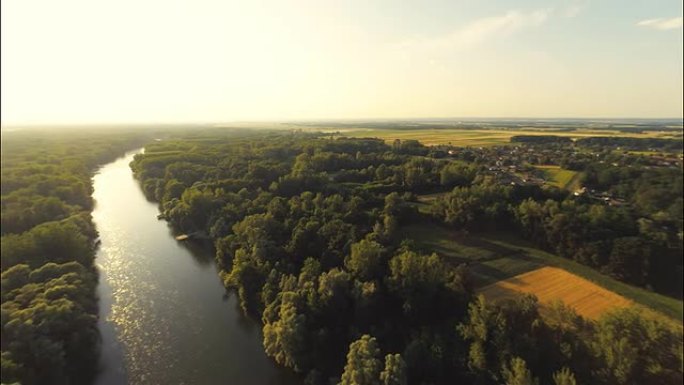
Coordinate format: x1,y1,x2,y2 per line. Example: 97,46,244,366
573,187,587,197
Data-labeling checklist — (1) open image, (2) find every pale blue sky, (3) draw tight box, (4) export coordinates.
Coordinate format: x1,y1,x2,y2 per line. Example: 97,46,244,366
1,0,682,124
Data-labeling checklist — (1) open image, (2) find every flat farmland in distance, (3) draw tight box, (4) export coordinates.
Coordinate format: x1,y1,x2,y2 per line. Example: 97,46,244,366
341,128,677,147
344,129,513,146
478,266,632,320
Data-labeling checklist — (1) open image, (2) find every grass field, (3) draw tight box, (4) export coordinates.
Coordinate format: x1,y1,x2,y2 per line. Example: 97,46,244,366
400,223,684,321
534,165,580,190
409,192,450,214
341,128,677,147
478,266,632,320
625,150,667,156
416,192,449,203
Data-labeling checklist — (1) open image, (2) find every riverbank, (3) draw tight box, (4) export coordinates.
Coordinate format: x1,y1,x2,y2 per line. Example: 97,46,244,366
92,151,300,385
0,132,151,385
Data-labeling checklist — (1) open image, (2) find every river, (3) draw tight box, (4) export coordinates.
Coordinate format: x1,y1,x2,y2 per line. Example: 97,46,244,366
92,150,299,385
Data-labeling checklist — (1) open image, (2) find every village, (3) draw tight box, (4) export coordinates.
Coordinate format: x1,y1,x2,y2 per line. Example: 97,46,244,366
433,141,683,207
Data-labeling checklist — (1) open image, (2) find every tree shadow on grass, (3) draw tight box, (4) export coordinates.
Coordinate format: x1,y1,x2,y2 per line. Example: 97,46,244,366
470,260,538,288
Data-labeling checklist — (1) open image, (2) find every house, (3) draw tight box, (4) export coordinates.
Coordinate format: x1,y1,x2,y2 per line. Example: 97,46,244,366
573,187,587,196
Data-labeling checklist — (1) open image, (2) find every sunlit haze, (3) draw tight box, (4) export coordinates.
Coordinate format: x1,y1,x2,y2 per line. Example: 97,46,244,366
2,0,682,125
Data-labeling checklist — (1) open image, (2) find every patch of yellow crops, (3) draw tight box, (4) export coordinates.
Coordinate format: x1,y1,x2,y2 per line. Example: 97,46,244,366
341,128,675,147
478,266,632,320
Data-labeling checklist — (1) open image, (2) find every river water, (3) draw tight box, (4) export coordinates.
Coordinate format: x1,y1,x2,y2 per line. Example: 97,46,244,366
92,150,299,385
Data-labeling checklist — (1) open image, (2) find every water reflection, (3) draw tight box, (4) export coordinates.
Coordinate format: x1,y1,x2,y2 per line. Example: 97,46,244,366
92,150,300,385
178,240,216,266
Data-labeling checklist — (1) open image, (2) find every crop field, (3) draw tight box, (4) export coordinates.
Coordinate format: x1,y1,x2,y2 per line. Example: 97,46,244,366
400,223,684,321
341,128,677,147
478,266,632,319
345,129,514,146
534,165,580,189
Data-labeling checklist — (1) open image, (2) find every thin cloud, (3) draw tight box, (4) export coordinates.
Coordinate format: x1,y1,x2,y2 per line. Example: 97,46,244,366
636,17,683,30
562,0,587,18
397,9,550,53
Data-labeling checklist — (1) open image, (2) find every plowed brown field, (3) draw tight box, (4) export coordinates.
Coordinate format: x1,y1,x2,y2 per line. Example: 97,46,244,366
478,266,632,320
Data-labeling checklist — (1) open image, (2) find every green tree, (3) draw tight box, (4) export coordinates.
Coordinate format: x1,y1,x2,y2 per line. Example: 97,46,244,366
606,237,650,286
380,354,407,385
501,357,538,385
459,295,543,381
345,239,384,280
387,250,467,321
552,367,577,385
263,292,308,371
592,307,682,385
340,335,383,385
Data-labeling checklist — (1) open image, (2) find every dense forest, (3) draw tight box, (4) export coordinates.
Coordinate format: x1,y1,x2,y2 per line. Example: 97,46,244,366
130,131,683,385
1,129,153,385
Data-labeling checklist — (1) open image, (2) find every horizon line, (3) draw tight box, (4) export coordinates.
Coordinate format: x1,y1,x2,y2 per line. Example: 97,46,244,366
2,116,684,128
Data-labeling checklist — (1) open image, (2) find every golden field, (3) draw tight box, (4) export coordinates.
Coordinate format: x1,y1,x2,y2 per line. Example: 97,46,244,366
478,266,633,320
339,128,680,147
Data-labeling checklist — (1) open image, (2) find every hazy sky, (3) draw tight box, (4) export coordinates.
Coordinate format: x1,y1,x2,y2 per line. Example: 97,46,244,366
1,0,682,125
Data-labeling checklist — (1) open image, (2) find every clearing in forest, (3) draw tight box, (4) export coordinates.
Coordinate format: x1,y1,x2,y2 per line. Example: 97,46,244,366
478,266,632,319
400,223,683,321
533,165,580,190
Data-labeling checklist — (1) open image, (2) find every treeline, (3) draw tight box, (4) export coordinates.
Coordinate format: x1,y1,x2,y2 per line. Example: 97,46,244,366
131,132,682,385
510,135,573,144
510,134,683,151
575,136,683,151
1,129,152,385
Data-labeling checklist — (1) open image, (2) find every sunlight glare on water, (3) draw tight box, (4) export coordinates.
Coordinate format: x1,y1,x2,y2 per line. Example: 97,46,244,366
92,150,299,385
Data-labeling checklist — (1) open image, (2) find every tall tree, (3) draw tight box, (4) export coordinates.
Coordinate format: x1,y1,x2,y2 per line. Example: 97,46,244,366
345,239,384,280
552,367,577,385
380,354,407,385
263,292,308,371
340,335,383,385
502,357,538,385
